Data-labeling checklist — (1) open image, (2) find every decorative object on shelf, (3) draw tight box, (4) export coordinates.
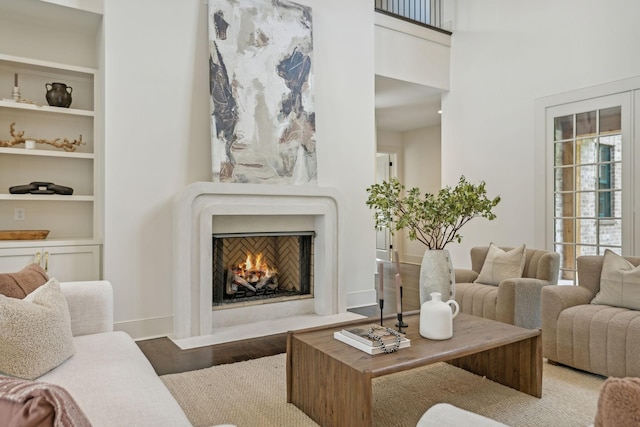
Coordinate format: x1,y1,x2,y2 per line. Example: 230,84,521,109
25,139,35,150
419,291,459,340
9,182,73,195
45,82,72,108
366,176,500,304
0,230,49,240
0,122,84,152
12,73,20,101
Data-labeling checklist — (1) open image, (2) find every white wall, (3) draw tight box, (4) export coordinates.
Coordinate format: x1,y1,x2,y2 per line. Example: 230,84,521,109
442,0,640,268
402,125,441,263
375,12,450,89
376,126,441,264
103,0,376,337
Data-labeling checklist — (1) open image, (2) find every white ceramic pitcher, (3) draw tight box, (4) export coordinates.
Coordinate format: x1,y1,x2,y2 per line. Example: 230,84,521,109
419,291,459,340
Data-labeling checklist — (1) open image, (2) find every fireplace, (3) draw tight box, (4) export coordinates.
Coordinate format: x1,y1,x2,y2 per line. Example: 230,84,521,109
171,182,361,348
212,232,314,308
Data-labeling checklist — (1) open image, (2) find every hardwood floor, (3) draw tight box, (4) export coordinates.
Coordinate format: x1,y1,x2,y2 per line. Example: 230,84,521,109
137,260,421,376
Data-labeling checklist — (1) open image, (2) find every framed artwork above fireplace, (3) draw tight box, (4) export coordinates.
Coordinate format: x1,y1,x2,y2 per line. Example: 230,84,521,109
207,0,316,184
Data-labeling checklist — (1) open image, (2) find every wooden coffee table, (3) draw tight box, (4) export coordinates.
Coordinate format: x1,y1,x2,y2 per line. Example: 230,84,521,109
286,312,541,427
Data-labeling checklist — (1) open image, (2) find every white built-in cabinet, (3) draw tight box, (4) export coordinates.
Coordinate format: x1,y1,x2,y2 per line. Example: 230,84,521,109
0,245,100,282
0,53,102,281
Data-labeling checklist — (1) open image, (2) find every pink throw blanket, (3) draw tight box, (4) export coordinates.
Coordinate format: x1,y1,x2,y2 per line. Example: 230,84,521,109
0,375,91,427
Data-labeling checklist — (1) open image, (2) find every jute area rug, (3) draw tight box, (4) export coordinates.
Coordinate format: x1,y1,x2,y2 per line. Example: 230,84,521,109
161,353,605,427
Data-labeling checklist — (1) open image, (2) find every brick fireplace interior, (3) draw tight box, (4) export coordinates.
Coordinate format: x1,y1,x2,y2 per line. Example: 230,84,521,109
212,232,314,308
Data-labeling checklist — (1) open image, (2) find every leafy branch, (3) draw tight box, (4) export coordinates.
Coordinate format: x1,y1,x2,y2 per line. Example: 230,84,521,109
366,176,501,250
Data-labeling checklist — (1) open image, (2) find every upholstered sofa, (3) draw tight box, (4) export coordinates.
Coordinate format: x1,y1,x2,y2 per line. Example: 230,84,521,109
417,403,508,426
454,245,560,329
1,280,194,426
417,375,640,427
542,252,640,377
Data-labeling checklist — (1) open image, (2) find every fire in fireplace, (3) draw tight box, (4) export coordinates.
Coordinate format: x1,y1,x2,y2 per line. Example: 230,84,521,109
228,251,278,295
212,231,314,308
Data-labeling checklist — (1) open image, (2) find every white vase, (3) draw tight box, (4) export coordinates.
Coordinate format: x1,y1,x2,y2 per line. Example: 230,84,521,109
419,249,455,305
420,291,459,340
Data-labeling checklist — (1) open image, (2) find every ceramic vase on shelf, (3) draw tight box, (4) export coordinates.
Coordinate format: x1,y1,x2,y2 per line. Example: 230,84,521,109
420,291,459,340
45,82,73,108
418,249,455,305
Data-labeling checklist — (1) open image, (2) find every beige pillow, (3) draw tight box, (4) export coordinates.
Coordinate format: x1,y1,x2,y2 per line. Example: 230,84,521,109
475,243,526,286
591,249,640,310
0,278,75,380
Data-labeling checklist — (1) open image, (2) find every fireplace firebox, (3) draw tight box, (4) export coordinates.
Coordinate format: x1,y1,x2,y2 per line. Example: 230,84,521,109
212,231,314,308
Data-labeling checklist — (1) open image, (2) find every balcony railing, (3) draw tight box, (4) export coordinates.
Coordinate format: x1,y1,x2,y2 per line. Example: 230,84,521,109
374,0,451,34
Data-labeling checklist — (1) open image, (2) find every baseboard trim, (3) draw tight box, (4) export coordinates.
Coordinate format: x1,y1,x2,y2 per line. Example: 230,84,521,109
347,289,377,309
114,315,173,340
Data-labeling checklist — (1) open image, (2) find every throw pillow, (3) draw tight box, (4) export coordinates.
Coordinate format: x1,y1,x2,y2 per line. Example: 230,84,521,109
0,278,75,380
474,243,526,286
0,375,91,427
0,263,49,299
594,377,640,427
591,249,640,310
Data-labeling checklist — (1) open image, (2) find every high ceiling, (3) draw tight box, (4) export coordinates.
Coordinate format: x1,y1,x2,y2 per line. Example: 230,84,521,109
375,75,443,132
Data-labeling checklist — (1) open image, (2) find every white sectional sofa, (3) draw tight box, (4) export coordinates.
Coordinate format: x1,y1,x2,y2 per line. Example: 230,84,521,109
36,280,193,427
417,403,508,426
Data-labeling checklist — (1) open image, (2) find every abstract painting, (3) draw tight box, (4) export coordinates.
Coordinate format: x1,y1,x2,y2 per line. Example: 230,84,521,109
208,0,315,184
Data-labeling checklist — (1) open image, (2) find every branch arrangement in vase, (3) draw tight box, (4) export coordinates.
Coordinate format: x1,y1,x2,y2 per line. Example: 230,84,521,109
365,176,501,250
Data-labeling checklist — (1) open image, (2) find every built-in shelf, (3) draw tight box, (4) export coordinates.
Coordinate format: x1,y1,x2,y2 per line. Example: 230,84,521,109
0,4,102,282
0,147,94,159
0,99,94,116
0,237,101,249
0,53,97,78
0,194,94,201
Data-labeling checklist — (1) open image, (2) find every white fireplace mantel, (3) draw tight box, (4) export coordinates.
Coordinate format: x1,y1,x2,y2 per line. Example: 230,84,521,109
171,182,351,343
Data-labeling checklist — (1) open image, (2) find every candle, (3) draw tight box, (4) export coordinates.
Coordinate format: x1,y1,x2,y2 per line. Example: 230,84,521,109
377,262,384,300
395,273,402,313
14,73,18,87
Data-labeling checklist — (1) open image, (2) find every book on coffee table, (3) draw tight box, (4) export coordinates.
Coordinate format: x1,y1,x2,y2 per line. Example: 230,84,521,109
334,324,410,355
341,324,405,346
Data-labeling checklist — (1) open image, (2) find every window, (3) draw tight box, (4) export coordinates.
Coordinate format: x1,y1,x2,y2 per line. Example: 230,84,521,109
539,83,640,285
552,106,622,282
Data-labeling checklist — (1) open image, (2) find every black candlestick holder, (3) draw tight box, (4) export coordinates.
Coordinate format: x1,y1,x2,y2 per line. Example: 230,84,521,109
378,299,384,326
395,286,408,332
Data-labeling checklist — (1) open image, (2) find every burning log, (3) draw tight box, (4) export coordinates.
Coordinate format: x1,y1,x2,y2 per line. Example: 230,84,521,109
224,252,280,296
226,268,238,294
266,276,278,290
255,275,271,290
234,275,257,292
